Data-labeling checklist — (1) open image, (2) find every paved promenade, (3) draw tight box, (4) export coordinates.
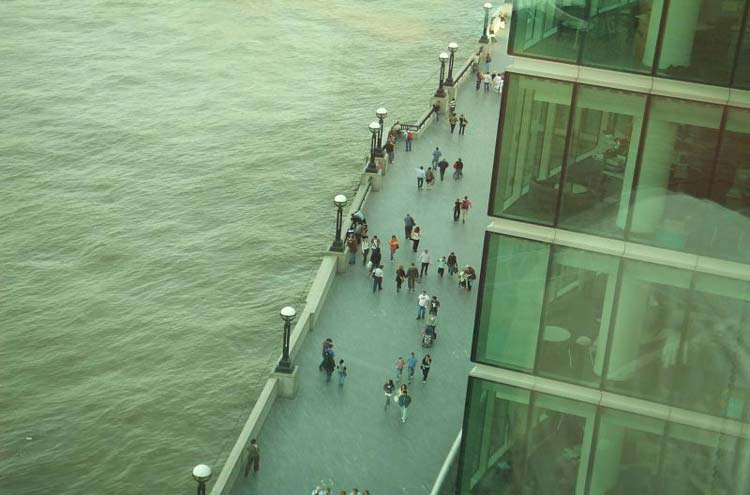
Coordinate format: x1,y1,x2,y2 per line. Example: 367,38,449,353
233,38,510,495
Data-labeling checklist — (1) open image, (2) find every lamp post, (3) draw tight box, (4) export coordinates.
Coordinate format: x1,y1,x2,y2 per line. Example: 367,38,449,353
445,42,459,86
366,121,381,173
275,306,296,373
192,464,212,495
330,194,347,252
434,52,450,98
375,107,388,154
480,3,493,43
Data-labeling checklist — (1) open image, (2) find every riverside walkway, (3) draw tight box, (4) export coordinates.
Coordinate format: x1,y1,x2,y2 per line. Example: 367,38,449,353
232,37,511,495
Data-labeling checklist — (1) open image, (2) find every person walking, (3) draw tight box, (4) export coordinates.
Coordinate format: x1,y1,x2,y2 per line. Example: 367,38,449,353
453,158,464,179
371,264,384,292
337,360,348,387
395,356,406,382
371,235,381,252
419,249,431,278
322,352,336,383
346,235,358,265
437,256,447,278
405,130,414,151
411,226,421,252
449,113,458,134
383,379,395,410
403,214,415,241
395,264,406,292
415,166,426,190
437,158,449,181
421,355,432,384
244,438,260,476
475,70,482,90
361,237,371,266
448,98,456,116
406,263,419,292
459,114,468,135
398,385,412,423
417,290,430,320
388,235,399,261
425,167,435,190
461,196,473,224
429,296,441,316
384,140,395,164
369,248,382,272
483,72,492,92
453,198,461,222
319,338,334,371
431,147,442,167
447,252,458,276
407,352,417,384
484,51,492,71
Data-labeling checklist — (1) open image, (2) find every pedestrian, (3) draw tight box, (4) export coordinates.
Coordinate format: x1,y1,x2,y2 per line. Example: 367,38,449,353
395,264,406,292
475,70,482,90
417,290,430,320
464,265,477,290
395,356,406,382
337,360,348,387
459,114,468,135
416,166,425,190
432,101,440,121
419,249,431,278
383,379,395,410
449,113,457,133
453,158,464,179
494,73,504,93
447,252,458,276
431,147,442,167
319,338,334,371
384,140,395,164
483,72,491,92
437,158,449,181
484,51,492,71
461,196,472,223
388,235,399,261
425,313,437,337
403,213,415,241
371,235,381,251
407,352,417,384
370,247,382,271
411,226,421,252
371,264,384,292
346,235,358,265
244,438,260,476
425,167,435,190
405,130,414,151
421,355,432,383
354,222,363,244
398,385,412,423
361,237,371,266
406,263,419,292
437,256,447,277
323,352,336,383
453,198,461,222
429,296,441,316
448,98,456,116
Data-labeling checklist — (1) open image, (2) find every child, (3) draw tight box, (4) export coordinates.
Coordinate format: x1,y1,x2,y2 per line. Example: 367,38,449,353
389,235,399,261
437,256,447,278
337,360,348,387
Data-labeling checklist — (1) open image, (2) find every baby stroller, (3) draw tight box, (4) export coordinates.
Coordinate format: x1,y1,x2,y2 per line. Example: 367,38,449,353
421,315,437,348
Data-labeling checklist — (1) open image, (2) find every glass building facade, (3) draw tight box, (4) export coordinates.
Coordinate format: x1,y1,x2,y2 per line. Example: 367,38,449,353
456,2,750,494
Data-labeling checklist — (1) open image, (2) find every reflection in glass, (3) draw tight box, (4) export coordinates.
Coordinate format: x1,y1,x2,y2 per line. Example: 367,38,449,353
581,0,656,73
706,108,750,264
628,97,722,253
510,0,586,63
671,274,750,418
558,85,646,238
604,260,692,405
474,235,549,371
493,74,573,225
656,0,745,86
537,246,618,387
734,15,750,88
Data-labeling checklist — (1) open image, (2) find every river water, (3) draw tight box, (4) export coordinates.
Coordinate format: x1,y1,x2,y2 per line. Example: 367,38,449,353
0,1,485,493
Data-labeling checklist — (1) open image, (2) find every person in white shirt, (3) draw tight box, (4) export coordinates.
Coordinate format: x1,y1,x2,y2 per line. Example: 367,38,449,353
482,72,492,92
415,166,426,190
417,290,430,319
419,249,431,278
371,265,384,293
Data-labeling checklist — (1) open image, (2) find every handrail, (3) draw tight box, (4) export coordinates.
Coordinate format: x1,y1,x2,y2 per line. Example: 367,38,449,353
429,430,463,495
453,56,474,86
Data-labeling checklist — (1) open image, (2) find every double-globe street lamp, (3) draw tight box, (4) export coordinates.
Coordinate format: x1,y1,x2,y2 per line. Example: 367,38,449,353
434,52,450,98
375,107,388,155
275,306,297,373
330,194,348,252
366,120,381,173
480,3,493,43
192,464,212,495
444,42,459,87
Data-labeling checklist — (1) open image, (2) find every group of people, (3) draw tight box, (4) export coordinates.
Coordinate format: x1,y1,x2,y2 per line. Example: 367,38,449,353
476,71,503,93
416,149,464,191
319,338,348,386
312,488,370,495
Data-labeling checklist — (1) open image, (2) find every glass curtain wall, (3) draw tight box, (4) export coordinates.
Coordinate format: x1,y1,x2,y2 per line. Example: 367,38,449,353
507,0,750,87
458,378,750,495
474,233,750,418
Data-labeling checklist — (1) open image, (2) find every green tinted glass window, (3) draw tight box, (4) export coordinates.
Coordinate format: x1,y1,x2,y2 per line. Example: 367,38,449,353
734,12,750,88
509,0,585,63
492,74,573,225
558,85,646,238
474,234,550,371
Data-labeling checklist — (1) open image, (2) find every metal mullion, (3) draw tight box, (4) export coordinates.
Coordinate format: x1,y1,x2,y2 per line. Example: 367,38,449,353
582,407,603,495
487,71,513,219
470,232,493,364
531,242,558,376
650,0,671,76
729,0,750,88
454,376,475,495
595,255,626,390
706,106,730,202
622,93,653,240
552,82,579,226
665,271,699,409
654,420,672,493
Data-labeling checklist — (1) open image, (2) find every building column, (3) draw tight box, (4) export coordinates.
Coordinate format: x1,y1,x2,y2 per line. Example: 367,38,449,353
642,0,702,69
616,117,643,230
585,419,626,495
